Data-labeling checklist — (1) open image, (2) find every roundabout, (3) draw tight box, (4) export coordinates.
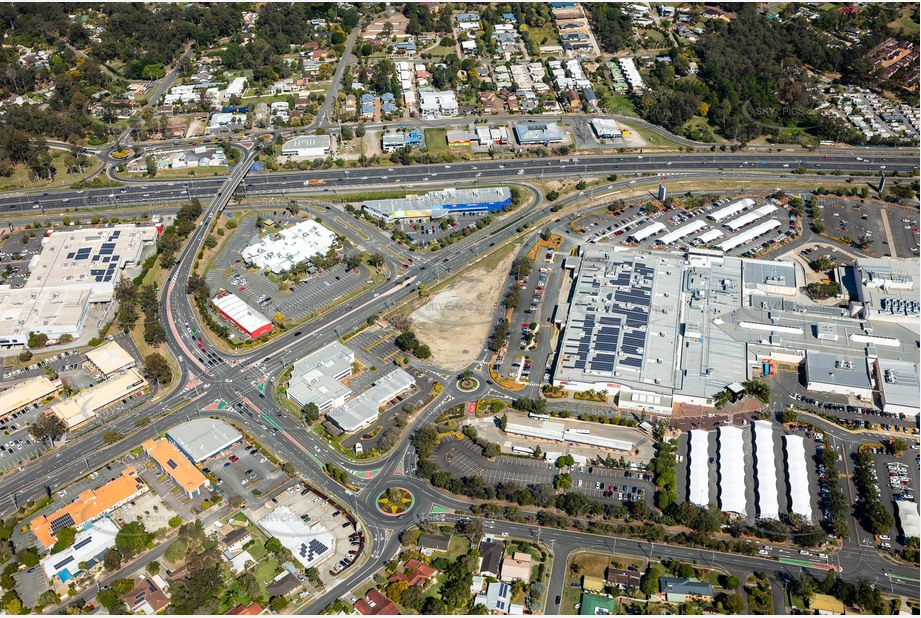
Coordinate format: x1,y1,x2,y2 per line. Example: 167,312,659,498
376,487,415,516
457,376,480,392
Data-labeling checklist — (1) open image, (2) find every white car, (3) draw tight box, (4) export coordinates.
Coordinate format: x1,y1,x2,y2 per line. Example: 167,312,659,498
758,549,769,555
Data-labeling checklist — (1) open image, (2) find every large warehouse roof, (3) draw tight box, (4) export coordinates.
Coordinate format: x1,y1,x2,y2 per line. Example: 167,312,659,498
257,505,334,569
877,359,920,415
504,421,635,452
714,219,782,252
629,222,666,242
717,426,746,515
50,368,147,429
167,419,242,463
723,204,779,231
783,435,812,521
753,420,779,520
212,293,273,339
709,198,754,223
806,351,874,393
658,221,707,245
85,341,135,376
896,500,920,539
0,376,58,417
688,430,710,507
362,187,511,220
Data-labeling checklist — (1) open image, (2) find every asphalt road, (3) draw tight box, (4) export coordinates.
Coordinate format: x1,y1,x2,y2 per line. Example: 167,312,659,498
5,144,917,612
5,151,918,214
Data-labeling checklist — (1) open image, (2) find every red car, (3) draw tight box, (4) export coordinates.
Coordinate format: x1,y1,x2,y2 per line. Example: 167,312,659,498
229,455,239,462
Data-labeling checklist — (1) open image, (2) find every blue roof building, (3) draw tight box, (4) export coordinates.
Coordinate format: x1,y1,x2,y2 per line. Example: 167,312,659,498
502,12,517,22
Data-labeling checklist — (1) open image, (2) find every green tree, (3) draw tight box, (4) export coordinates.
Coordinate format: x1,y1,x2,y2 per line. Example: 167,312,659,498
301,402,320,424
115,521,152,557
30,414,67,446
51,526,77,554
144,352,172,384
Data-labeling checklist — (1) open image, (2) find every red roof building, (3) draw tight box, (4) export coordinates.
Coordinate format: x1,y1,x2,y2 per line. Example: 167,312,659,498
227,602,263,615
354,589,399,615
388,559,438,587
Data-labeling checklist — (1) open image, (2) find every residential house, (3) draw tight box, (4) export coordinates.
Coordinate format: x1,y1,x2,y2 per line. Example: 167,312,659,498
354,589,399,615
479,91,504,114
584,87,599,112
604,567,641,590
474,582,513,614
360,93,375,119
565,89,581,112
380,92,398,115
343,94,357,116
579,593,615,616
418,90,458,118
478,540,503,578
500,552,532,582
659,577,714,603
221,527,252,553
266,573,301,598
388,559,438,588
581,575,605,593
226,602,263,615
124,578,170,615
417,533,451,554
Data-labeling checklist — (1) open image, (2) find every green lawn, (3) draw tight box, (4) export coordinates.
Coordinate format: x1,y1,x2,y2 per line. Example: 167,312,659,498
559,587,582,615
124,165,228,179
424,128,449,155
889,5,920,38
255,558,280,586
424,44,458,57
430,536,469,561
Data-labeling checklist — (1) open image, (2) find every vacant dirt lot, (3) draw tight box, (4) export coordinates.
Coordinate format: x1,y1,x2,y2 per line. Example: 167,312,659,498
412,246,519,370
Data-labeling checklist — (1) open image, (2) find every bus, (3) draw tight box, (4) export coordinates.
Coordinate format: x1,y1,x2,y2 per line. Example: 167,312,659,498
528,413,550,421
512,446,535,455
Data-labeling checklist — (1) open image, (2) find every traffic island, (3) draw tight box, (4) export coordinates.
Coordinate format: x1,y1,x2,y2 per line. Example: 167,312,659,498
376,487,414,516
457,376,479,392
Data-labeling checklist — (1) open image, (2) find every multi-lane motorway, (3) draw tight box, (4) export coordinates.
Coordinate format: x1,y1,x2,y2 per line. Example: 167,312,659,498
2,138,918,613
3,151,918,213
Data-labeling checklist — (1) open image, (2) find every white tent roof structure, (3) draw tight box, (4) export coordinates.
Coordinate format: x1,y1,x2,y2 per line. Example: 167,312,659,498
896,501,920,539
717,426,746,515
709,198,754,223
753,420,780,520
724,204,779,231
630,222,666,242
688,430,710,507
783,435,812,521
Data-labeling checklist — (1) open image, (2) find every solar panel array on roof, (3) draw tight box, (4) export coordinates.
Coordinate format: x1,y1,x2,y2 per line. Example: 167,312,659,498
561,255,657,377
73,536,93,551
50,512,76,533
298,538,329,563
53,555,75,570
167,459,178,470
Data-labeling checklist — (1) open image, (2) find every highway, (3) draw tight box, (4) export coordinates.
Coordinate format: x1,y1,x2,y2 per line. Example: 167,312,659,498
4,151,917,214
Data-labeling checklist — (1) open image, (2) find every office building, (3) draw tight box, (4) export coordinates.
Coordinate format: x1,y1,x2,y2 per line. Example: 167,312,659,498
85,341,135,377
287,341,355,411
30,466,148,549
143,438,211,498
